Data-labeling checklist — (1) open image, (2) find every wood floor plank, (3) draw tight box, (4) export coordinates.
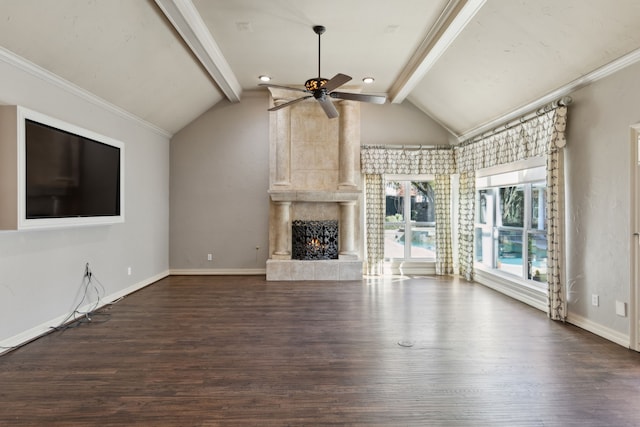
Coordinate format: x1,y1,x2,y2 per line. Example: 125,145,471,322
1,275,639,426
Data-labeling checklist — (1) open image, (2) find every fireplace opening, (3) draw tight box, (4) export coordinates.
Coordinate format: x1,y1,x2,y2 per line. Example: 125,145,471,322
292,220,338,260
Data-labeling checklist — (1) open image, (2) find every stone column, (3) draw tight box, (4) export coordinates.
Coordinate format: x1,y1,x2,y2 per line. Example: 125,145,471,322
338,101,359,189
273,100,291,187
273,201,291,259
339,201,357,259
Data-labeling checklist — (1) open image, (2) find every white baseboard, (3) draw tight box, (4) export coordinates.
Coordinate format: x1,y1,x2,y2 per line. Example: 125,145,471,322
104,270,170,303
473,269,548,312
170,268,266,276
566,312,631,349
472,271,632,348
384,261,436,276
0,270,170,354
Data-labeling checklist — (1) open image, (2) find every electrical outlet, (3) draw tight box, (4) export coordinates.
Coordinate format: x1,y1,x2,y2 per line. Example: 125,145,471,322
616,301,627,317
127,266,132,276
592,294,599,307
207,253,213,261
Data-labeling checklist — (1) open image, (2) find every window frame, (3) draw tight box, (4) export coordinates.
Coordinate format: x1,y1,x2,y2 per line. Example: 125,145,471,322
384,174,436,262
474,158,547,289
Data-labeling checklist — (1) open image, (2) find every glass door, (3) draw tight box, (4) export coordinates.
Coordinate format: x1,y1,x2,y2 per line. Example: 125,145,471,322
384,180,436,260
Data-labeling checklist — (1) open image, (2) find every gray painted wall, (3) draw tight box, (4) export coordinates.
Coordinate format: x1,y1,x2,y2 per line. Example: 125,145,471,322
0,56,170,345
564,60,640,337
361,101,455,146
170,91,271,271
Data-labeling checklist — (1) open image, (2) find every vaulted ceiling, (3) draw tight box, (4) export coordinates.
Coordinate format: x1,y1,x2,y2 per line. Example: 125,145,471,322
1,0,640,141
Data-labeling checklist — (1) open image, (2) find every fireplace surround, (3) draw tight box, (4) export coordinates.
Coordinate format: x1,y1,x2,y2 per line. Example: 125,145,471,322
265,87,363,280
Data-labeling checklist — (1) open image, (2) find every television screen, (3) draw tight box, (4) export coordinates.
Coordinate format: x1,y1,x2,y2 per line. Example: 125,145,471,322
24,119,121,219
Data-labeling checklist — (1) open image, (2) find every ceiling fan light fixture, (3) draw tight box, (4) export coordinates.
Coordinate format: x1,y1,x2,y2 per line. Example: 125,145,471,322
362,77,375,84
305,78,328,91
261,25,386,117
259,75,272,82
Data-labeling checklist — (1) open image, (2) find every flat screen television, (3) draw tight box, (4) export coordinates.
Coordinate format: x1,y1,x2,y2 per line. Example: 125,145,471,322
17,108,125,229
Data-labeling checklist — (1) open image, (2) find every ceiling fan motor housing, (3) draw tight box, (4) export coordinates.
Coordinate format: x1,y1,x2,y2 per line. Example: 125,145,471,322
305,78,328,91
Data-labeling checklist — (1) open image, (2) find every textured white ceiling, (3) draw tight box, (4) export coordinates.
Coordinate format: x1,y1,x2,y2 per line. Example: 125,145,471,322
0,0,224,135
1,0,640,138
408,0,640,135
193,0,447,94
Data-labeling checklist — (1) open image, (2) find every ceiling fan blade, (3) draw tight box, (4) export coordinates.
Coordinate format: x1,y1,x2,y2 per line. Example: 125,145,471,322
316,96,339,119
259,83,309,94
268,96,312,111
330,91,387,104
323,73,352,92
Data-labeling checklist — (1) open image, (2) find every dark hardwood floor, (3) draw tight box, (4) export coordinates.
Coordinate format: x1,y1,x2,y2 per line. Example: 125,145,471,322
1,275,639,426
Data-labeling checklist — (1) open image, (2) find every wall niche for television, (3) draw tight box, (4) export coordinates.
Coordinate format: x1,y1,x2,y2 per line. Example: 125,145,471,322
0,106,125,230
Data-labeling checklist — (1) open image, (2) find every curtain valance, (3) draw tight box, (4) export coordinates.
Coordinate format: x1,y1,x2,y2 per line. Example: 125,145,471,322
455,106,567,173
361,146,456,175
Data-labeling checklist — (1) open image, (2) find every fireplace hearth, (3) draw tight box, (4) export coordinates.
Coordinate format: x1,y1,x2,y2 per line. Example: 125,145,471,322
292,220,338,260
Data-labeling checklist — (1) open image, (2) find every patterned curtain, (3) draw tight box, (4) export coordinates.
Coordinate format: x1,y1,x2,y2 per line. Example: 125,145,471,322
546,107,568,320
364,174,384,276
457,171,475,281
435,174,453,274
361,146,456,276
455,106,569,319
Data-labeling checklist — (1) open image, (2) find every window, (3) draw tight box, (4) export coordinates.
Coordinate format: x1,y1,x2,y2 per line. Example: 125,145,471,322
474,163,547,287
384,179,436,260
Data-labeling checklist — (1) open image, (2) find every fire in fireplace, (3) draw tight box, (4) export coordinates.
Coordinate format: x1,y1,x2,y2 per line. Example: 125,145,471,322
292,220,338,260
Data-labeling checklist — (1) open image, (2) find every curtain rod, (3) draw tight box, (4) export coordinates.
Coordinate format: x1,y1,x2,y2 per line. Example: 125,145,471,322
361,144,451,151
459,96,572,147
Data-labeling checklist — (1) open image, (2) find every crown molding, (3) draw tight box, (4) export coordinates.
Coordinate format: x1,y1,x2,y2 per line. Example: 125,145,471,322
457,46,640,143
0,47,172,139
155,0,242,103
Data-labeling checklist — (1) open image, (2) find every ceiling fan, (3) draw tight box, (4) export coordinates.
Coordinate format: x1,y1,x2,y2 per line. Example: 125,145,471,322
259,25,386,119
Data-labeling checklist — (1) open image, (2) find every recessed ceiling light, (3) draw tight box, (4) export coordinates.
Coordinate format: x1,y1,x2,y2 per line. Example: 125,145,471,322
236,22,253,32
362,77,375,84
384,25,400,34
259,75,271,82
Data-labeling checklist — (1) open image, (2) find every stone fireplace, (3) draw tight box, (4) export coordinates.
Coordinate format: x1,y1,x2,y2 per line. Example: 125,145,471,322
266,87,363,280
